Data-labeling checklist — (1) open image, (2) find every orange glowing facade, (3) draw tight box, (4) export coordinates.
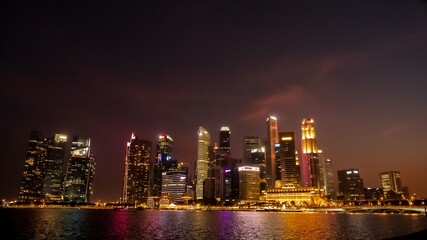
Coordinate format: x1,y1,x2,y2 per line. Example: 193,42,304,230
301,118,320,188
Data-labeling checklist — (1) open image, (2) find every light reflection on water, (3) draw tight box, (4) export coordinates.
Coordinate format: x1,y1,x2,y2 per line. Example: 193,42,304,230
2,208,427,239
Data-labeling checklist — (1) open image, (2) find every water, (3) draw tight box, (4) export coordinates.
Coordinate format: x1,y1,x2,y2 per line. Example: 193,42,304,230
1,208,427,239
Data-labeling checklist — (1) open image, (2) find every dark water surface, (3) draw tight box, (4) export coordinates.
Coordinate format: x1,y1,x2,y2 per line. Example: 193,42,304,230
1,208,427,239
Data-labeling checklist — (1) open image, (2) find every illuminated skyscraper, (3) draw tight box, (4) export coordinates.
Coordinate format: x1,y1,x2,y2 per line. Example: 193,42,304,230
266,116,279,188
301,118,320,188
122,133,151,205
250,146,267,193
238,166,260,201
215,127,231,200
19,130,49,203
196,127,211,200
337,169,364,200
43,134,68,202
276,132,300,188
243,136,261,164
219,126,231,158
380,171,403,199
63,136,96,203
152,134,175,196
322,158,336,198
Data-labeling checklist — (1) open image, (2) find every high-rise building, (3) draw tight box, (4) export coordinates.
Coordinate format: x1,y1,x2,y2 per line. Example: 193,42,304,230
301,118,320,188
275,132,300,188
266,116,279,188
152,134,175,196
337,169,364,201
19,131,49,203
63,136,96,203
238,166,260,201
380,171,403,199
122,133,151,205
203,145,216,202
43,134,68,202
161,170,187,203
250,146,267,193
196,127,211,200
215,127,231,201
219,126,231,158
322,158,336,198
243,136,261,164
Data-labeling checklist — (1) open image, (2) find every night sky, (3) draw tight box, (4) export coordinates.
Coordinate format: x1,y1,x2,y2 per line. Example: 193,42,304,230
1,1,427,202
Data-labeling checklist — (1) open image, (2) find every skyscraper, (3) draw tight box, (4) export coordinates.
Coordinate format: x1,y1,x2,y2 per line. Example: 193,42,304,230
380,171,403,199
322,158,336,198
152,134,175,196
122,133,151,205
19,130,48,203
301,118,320,188
43,134,68,202
266,116,279,188
250,146,267,193
161,170,187,203
275,132,300,188
219,126,231,158
63,136,96,203
337,169,364,201
196,127,211,200
243,136,261,164
238,166,260,201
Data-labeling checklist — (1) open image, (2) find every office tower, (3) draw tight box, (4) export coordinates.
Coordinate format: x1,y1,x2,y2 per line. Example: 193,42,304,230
19,131,49,203
161,170,187,203
250,146,267,193
122,133,151,205
275,132,299,188
63,136,96,203
380,171,403,199
322,158,336,198
266,116,279,188
203,145,216,202
219,126,231,158
43,134,68,202
238,166,260,201
196,127,211,200
215,127,231,201
243,136,261,164
301,118,320,188
337,169,364,201
152,134,175,196
318,150,325,190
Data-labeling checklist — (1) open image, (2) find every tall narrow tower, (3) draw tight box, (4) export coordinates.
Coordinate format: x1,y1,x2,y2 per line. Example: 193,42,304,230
43,134,68,202
276,132,300,188
122,133,151,205
152,134,174,196
196,127,211,200
19,130,49,203
219,126,231,158
266,116,279,188
63,136,96,203
301,118,320,188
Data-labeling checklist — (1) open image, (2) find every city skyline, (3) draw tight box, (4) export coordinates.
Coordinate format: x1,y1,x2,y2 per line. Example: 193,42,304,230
1,1,427,202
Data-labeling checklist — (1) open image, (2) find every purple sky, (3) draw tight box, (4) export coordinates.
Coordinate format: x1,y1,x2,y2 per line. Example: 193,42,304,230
1,1,427,201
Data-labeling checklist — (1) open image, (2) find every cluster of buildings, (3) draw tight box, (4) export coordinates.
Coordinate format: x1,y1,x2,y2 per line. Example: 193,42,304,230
18,115,412,207
122,116,412,208
18,131,95,204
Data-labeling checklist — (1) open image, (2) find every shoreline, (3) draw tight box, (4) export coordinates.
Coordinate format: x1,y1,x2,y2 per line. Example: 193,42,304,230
2,205,427,215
